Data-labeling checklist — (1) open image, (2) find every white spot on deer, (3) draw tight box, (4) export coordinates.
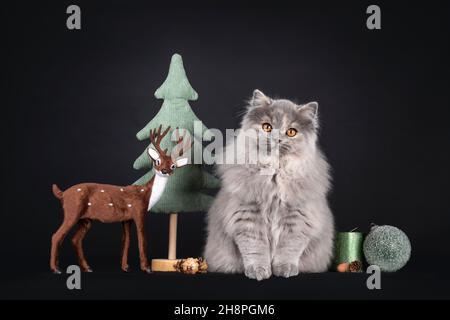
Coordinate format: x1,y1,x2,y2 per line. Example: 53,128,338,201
87,202,91,206
77,188,81,192
108,203,114,206
127,204,132,208
100,189,105,193
120,188,124,192
140,189,144,192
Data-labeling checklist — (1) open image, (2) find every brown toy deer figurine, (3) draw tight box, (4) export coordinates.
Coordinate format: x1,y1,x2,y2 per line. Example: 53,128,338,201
50,125,190,274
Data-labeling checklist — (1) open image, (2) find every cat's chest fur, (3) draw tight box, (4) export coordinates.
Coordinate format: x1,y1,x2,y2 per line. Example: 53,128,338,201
258,169,294,209
257,172,289,253
253,167,305,252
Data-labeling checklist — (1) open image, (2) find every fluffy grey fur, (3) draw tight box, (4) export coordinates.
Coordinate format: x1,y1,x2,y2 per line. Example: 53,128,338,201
204,90,334,280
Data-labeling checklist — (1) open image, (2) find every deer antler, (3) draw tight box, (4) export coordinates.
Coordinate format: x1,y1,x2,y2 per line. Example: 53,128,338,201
149,125,171,155
174,128,192,157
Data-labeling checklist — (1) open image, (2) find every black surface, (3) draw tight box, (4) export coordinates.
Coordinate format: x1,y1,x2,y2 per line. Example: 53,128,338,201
1,270,449,300
2,0,450,299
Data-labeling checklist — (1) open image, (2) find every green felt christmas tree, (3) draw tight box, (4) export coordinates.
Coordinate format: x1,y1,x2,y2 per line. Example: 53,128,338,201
133,54,220,269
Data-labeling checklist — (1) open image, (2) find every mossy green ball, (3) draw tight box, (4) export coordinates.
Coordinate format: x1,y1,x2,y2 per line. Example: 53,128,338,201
363,225,411,272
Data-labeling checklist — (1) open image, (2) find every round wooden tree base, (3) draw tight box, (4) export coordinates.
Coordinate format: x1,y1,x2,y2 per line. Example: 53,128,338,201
151,259,181,272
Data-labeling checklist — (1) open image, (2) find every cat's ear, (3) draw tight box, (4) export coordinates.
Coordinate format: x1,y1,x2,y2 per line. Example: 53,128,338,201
250,89,272,107
298,102,319,128
298,101,318,119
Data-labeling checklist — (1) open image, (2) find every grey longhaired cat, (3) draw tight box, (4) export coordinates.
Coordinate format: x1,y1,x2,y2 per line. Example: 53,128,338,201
204,89,334,280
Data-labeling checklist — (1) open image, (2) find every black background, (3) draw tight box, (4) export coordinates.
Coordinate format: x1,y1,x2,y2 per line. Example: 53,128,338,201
2,0,450,299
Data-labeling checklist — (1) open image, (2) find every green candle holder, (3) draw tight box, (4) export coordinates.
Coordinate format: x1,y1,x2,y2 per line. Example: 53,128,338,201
334,231,363,272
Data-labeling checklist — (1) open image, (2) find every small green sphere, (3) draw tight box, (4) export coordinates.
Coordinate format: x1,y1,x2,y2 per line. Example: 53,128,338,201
363,225,411,272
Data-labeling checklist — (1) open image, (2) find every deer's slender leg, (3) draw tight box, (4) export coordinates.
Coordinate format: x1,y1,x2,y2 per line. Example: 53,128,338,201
71,219,92,272
121,220,132,272
134,215,150,273
50,218,78,273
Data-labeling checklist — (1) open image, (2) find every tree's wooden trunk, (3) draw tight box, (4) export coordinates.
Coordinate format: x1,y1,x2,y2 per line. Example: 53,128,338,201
151,213,180,272
168,213,177,260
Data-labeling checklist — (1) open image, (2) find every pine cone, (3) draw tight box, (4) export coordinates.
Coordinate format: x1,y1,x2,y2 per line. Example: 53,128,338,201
198,257,208,273
175,258,208,274
349,260,362,272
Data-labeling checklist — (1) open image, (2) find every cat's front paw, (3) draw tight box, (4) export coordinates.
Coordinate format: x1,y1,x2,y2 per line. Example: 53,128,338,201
272,263,299,278
244,264,272,281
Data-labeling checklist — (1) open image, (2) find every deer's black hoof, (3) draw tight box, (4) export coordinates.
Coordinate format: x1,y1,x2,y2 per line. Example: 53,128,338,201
142,267,151,274
52,268,62,274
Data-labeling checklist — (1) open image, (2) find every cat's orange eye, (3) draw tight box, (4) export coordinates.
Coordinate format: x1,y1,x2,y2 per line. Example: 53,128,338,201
262,123,272,132
286,128,298,137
